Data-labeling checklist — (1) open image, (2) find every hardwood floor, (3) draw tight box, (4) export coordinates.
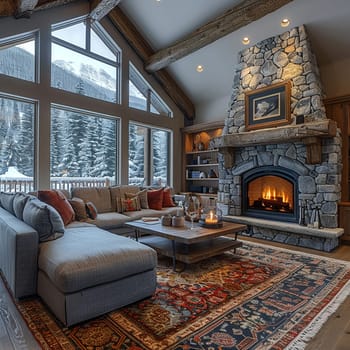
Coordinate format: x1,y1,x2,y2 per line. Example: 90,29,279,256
0,237,349,349
0,278,40,350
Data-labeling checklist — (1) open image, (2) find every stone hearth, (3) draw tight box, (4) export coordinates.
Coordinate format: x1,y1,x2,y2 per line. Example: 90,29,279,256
213,25,343,251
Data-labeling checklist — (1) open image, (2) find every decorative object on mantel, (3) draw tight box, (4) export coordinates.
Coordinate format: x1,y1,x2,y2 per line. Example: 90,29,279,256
245,80,291,131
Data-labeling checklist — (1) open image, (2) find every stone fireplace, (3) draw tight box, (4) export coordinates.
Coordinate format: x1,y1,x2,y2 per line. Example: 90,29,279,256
213,25,343,251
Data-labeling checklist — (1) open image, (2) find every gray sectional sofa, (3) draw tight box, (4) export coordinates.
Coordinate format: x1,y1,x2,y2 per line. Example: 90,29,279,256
0,185,180,326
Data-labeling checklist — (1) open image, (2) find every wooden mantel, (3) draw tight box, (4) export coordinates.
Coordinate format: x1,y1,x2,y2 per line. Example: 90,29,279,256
213,119,337,168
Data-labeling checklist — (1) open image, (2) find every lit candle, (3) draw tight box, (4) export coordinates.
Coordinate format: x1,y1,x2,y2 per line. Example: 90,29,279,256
205,210,218,224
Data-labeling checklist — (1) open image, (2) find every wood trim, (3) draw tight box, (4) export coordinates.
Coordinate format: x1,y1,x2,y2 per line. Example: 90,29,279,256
324,94,350,105
145,0,293,72
182,120,224,133
35,0,78,12
108,7,195,120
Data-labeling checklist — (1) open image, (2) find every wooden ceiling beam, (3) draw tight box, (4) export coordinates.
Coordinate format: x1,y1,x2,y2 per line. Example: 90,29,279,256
89,0,121,22
34,0,78,12
145,0,293,72
108,7,195,120
15,0,38,18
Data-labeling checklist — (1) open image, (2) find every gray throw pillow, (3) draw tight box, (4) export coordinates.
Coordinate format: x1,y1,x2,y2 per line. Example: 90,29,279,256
23,198,65,242
13,193,34,220
0,192,16,214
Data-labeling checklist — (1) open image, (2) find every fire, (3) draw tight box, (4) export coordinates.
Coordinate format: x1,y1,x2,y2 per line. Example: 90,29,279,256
262,186,289,204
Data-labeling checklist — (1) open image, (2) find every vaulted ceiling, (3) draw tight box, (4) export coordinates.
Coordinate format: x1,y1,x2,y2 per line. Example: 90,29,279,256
1,0,350,121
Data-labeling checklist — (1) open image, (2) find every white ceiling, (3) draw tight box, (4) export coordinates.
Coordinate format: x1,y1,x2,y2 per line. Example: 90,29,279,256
119,0,350,109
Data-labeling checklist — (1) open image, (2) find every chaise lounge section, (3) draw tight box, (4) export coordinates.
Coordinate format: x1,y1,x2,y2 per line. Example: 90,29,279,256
0,185,179,326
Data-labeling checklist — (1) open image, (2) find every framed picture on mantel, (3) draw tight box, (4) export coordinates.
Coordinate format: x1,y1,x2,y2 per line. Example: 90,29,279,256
245,80,291,131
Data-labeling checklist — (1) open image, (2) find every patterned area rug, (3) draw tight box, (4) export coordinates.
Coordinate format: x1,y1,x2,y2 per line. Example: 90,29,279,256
17,242,350,349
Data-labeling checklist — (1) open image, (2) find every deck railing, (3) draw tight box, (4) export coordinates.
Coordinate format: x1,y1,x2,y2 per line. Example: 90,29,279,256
0,177,113,193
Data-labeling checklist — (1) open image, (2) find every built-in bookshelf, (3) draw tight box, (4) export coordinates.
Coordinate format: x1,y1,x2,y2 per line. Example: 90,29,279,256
182,121,224,197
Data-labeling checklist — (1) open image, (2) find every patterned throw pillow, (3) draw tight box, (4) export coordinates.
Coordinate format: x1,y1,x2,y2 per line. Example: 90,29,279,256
163,187,176,207
68,197,88,221
38,190,75,226
86,201,98,219
121,197,141,212
125,189,149,209
147,188,164,210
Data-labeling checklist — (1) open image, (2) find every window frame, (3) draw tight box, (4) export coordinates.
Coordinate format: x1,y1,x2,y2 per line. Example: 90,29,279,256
129,62,173,117
128,121,172,187
0,30,39,83
50,103,121,185
51,17,121,104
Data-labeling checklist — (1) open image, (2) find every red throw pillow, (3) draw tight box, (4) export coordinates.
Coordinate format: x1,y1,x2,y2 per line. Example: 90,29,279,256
38,190,75,226
163,187,176,207
147,188,164,210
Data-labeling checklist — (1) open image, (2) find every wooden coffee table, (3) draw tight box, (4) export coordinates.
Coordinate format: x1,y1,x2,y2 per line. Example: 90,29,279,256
125,220,247,270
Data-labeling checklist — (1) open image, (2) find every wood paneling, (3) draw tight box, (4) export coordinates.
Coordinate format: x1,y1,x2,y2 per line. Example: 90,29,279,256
325,95,350,239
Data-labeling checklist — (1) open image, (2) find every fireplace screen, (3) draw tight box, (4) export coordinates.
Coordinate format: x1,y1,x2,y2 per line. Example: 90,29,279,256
242,166,298,223
247,175,294,213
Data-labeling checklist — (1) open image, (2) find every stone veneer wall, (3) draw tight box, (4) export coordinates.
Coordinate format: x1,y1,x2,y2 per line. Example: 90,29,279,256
218,25,342,236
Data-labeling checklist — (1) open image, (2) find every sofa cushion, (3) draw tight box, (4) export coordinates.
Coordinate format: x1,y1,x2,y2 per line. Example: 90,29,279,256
94,212,132,229
123,208,163,220
12,193,33,220
38,190,75,226
68,197,88,221
38,226,157,293
147,188,164,210
71,187,112,213
23,198,65,242
163,187,176,207
0,192,16,214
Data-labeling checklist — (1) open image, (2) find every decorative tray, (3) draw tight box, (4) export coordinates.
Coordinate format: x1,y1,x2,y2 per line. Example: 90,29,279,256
198,219,223,229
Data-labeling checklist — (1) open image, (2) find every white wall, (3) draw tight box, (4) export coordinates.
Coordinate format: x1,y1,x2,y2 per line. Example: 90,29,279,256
195,94,230,124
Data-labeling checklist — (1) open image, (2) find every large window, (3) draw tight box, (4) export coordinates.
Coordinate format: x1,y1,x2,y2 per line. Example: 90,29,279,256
0,7,176,191
0,32,37,82
129,123,171,186
129,63,172,117
51,19,121,103
0,95,35,190
50,106,120,187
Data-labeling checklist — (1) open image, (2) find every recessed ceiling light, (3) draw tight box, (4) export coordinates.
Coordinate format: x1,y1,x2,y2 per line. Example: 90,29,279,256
196,65,204,73
242,37,250,45
281,18,290,27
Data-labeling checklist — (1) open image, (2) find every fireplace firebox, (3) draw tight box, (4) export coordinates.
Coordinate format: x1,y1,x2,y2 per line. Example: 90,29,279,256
242,166,299,223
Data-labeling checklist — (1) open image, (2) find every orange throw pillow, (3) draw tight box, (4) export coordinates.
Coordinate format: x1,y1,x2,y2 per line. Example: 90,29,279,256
163,187,176,207
38,190,75,226
147,188,164,210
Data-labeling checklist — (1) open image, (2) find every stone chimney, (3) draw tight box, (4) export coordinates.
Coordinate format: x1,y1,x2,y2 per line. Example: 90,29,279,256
225,25,327,135
215,25,342,247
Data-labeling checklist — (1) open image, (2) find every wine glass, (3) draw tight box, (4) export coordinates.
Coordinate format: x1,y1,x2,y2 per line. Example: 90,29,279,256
185,196,199,230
